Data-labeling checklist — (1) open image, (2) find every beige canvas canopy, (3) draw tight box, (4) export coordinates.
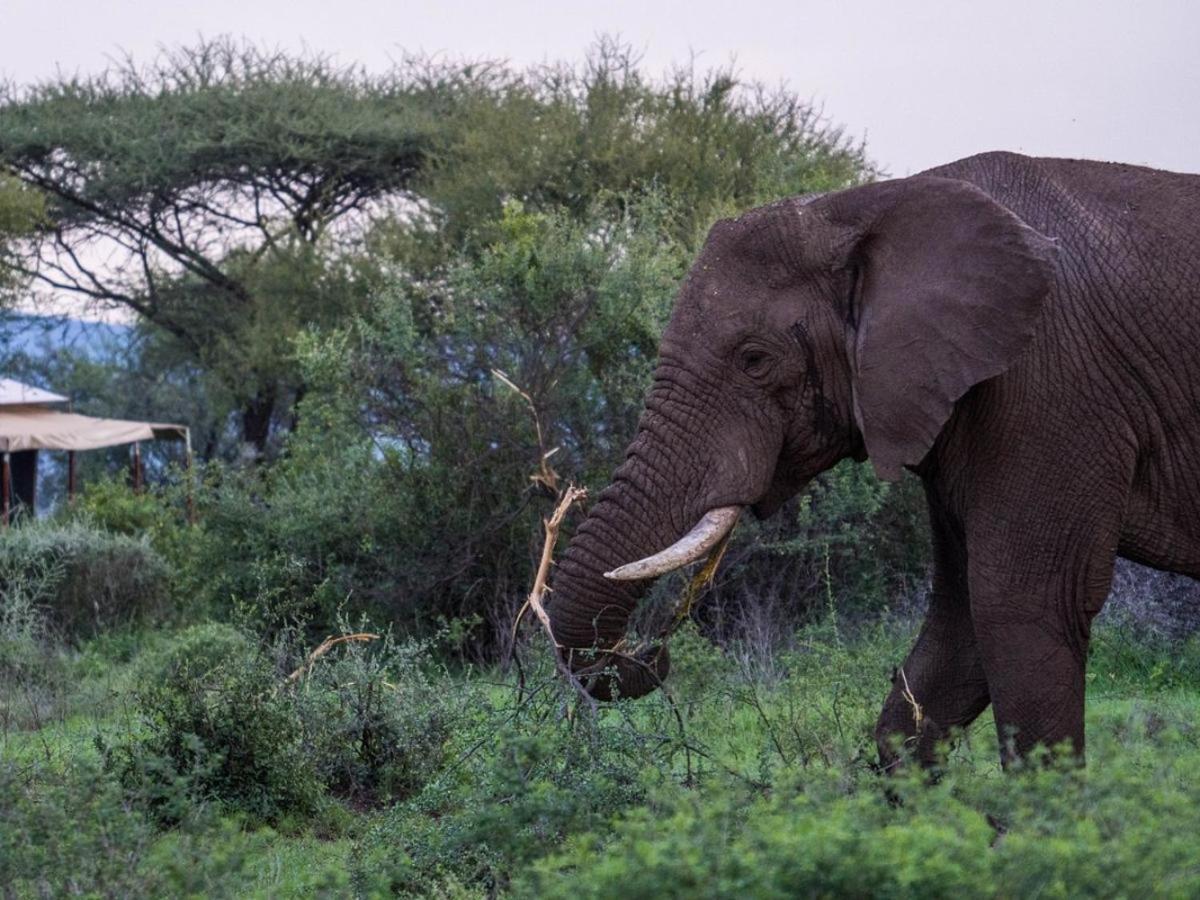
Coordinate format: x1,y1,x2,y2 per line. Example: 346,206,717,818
0,377,69,406
0,404,188,453
1,379,191,525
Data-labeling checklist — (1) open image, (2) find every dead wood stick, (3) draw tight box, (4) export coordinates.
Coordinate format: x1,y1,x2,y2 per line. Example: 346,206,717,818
285,632,380,684
512,485,601,713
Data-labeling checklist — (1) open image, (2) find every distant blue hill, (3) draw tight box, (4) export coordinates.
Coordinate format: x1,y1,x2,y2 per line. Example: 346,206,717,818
0,313,132,361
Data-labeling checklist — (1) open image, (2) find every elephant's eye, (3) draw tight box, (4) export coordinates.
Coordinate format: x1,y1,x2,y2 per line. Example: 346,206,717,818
740,348,773,377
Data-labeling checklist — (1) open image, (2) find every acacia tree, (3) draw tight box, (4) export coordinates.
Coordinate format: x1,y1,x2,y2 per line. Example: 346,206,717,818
402,38,874,260
0,174,43,301
266,45,886,637
0,39,444,450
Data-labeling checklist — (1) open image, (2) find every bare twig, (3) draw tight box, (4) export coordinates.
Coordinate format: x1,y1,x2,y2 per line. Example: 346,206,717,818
284,632,380,684
897,666,924,735
493,368,560,494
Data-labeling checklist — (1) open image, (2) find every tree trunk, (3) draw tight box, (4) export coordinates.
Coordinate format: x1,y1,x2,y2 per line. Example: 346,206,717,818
241,385,277,455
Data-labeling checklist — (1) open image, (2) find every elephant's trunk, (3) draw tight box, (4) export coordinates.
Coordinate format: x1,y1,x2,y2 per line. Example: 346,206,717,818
547,346,771,700
547,481,674,700
547,409,731,699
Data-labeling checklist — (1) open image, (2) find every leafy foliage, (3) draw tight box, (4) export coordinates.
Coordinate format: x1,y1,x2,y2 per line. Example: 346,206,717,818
521,739,1200,899
0,173,43,300
343,620,1200,897
294,626,464,807
101,619,466,825
0,758,267,898
106,622,324,823
0,38,440,448
5,605,1200,896
2,37,870,453
414,36,872,254
0,519,168,641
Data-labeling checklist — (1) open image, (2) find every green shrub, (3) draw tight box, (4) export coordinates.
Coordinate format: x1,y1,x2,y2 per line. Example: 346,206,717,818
294,627,462,806
0,757,262,898
354,645,689,895
73,475,191,562
0,520,168,640
106,622,323,823
177,453,386,638
0,539,56,677
521,736,1200,899
104,620,469,825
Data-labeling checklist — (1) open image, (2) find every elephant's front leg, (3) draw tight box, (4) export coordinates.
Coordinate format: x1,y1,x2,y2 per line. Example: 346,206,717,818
875,504,990,770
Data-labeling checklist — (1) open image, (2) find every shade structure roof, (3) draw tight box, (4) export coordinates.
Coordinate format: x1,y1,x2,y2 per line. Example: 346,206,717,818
0,378,68,406
0,404,188,453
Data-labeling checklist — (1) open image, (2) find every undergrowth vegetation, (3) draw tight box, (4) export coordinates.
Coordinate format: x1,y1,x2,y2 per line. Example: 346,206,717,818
3,578,1200,898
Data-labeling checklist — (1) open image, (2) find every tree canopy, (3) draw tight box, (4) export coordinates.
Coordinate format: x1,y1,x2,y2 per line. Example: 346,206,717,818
0,174,43,301
0,37,873,455
0,39,443,448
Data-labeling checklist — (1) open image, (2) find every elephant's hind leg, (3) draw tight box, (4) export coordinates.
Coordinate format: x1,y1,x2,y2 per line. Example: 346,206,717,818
876,498,990,771
967,484,1125,765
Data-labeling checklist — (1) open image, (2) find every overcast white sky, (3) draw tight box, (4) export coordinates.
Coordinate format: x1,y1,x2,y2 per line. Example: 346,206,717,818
4,0,1197,177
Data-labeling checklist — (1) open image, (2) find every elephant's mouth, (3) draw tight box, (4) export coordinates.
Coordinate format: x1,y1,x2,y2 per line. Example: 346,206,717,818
603,505,743,581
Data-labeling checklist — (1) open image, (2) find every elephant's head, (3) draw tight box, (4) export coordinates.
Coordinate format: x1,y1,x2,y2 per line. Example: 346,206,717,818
547,174,1057,700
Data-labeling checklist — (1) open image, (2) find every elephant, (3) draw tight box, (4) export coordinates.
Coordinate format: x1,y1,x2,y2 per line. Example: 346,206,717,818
546,150,1200,767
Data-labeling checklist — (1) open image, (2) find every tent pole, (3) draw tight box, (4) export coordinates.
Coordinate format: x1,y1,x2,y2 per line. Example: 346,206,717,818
131,442,143,492
68,451,77,503
2,453,9,528
183,429,196,525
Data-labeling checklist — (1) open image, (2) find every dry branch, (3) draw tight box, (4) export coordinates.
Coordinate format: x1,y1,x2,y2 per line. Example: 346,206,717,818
898,666,924,735
511,484,604,713
492,368,560,493
285,632,380,683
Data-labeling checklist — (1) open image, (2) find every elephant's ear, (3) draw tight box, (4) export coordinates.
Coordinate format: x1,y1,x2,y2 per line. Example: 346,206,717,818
814,176,1057,481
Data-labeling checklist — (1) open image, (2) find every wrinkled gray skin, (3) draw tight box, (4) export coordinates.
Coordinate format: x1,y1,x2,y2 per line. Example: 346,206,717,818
547,151,1200,767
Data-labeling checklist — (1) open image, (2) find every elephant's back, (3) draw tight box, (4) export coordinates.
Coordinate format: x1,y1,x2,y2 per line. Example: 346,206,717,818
939,153,1200,461
924,151,1200,249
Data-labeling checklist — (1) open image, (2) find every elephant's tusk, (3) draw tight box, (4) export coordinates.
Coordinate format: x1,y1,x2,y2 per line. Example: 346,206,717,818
604,506,742,581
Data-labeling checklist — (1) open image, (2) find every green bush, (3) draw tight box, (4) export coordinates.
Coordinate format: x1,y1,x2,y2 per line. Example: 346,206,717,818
294,627,463,807
106,622,323,823
0,536,55,677
104,620,469,825
521,734,1200,899
0,520,168,640
0,757,262,898
73,475,191,562
180,452,385,638
353,644,690,895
